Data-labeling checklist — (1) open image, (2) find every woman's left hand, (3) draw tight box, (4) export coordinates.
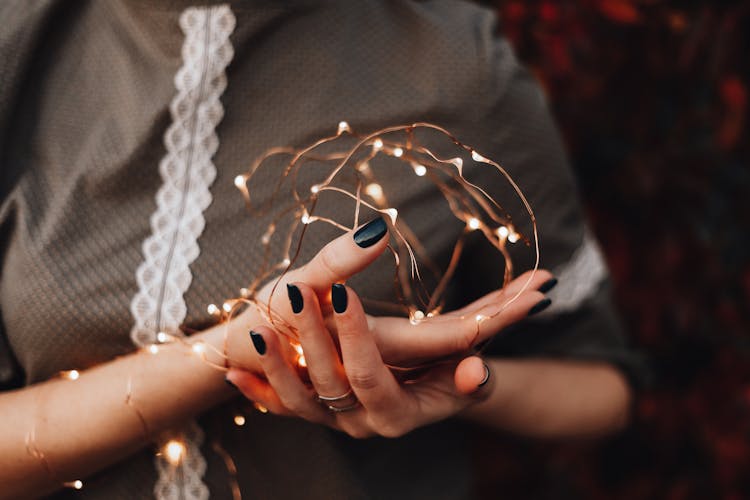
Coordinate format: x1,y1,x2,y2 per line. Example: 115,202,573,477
226,283,493,438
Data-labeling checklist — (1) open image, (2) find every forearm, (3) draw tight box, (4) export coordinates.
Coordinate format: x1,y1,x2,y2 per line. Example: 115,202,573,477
462,359,632,438
0,318,258,499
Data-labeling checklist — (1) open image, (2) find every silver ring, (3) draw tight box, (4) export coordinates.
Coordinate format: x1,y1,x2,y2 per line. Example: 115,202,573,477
325,401,361,413
316,388,353,402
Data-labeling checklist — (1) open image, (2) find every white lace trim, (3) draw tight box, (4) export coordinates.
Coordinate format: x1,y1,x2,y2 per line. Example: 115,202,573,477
539,228,608,317
127,5,235,500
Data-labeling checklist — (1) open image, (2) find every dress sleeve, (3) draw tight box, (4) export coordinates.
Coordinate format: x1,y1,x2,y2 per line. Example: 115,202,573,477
449,32,648,388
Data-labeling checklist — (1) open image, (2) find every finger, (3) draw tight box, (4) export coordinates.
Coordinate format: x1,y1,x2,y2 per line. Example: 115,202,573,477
286,282,352,403
451,269,554,316
454,356,493,397
249,326,332,425
372,289,548,365
225,369,291,416
332,284,406,416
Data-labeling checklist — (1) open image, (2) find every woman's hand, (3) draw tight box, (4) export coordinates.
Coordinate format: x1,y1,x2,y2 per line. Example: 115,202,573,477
226,280,552,438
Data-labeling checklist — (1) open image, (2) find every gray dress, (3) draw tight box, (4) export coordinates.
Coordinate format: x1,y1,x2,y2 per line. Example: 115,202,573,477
0,1,641,498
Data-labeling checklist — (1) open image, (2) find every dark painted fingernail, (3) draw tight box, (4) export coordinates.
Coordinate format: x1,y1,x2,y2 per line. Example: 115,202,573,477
331,283,348,313
527,298,552,317
250,330,266,355
286,284,303,314
353,216,387,248
538,278,558,294
225,377,239,390
478,363,491,388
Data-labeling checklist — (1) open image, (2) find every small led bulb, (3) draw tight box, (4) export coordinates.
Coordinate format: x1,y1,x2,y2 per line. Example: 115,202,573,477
192,342,206,355
310,184,320,194
207,304,220,315
63,370,80,381
412,163,427,176
468,218,480,230
508,232,519,243
365,183,383,200
234,415,246,426
471,151,488,162
156,332,169,343
301,213,312,225
233,175,246,189
372,138,384,150
164,440,185,465
281,258,291,267
497,226,509,239
337,121,350,134
392,147,403,157
385,208,398,224
148,344,160,355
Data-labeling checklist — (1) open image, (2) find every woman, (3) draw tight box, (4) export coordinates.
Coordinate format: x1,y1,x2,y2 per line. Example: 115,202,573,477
0,1,639,498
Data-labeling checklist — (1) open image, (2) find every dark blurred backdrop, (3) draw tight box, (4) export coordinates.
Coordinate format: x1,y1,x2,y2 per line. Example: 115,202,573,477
473,1,750,498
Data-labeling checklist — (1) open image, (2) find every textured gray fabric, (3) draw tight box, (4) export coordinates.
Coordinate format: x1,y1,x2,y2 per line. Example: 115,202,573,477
0,1,638,498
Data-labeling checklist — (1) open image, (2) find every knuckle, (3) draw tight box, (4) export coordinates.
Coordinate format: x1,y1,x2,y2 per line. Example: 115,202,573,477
347,370,379,392
317,244,344,281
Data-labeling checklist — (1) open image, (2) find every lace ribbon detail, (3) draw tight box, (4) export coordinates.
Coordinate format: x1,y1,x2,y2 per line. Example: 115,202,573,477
127,5,236,500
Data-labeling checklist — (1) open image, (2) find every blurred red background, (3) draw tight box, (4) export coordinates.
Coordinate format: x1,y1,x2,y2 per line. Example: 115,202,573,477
473,1,750,498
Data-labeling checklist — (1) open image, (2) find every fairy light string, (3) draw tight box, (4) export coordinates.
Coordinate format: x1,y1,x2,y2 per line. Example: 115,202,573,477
27,122,538,495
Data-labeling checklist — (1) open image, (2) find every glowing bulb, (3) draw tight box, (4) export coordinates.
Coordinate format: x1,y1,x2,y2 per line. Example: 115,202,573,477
261,232,271,245
301,213,312,225
310,184,320,194
475,314,486,323
508,232,519,243
164,440,185,466
240,287,250,297
365,183,383,200
357,161,370,172
372,138,383,150
148,344,159,354
412,163,427,176
192,342,206,355
497,226,509,239
471,150,488,162
222,302,232,313
281,258,291,267
63,370,80,381
385,208,398,224
207,304,220,315
66,480,83,490
410,310,425,325
393,147,403,157
233,415,246,426
468,217,480,230
233,175,246,189
297,355,307,367
254,402,268,413
156,332,169,343
337,121,350,134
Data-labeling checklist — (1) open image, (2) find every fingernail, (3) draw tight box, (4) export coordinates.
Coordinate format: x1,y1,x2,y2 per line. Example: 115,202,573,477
250,330,267,355
331,283,348,313
527,298,552,317
478,363,490,388
538,278,558,294
353,216,387,248
286,283,304,314
225,377,239,390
